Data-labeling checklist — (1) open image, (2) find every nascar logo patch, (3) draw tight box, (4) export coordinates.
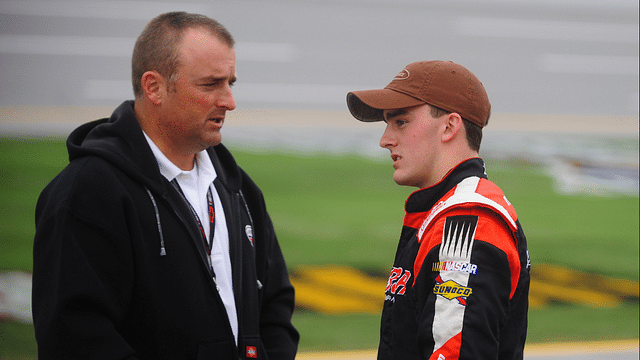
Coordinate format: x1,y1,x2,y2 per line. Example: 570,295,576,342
432,260,478,275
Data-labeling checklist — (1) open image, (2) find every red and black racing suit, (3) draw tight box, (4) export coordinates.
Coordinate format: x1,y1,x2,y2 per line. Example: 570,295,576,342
378,158,530,360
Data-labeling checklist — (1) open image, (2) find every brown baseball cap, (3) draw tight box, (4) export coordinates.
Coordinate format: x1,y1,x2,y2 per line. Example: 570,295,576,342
346,60,491,127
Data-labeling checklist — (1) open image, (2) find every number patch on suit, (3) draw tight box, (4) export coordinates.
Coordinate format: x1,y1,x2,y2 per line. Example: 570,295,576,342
385,267,412,295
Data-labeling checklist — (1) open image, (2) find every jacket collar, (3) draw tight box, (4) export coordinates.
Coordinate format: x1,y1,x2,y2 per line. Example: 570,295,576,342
67,100,242,194
405,158,488,213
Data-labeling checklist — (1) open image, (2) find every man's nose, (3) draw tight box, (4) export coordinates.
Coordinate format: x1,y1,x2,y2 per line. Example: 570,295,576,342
218,85,236,111
379,125,395,149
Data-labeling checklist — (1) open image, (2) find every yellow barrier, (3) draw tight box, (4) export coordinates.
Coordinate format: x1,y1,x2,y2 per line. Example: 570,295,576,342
290,264,639,314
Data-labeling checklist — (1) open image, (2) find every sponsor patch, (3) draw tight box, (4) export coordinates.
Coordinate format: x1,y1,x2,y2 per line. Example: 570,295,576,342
432,261,478,275
418,200,446,240
246,346,257,358
385,267,411,296
245,225,254,246
433,275,472,306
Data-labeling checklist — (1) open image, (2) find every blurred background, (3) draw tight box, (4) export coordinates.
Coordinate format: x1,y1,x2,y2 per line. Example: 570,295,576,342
1,0,638,358
1,0,638,182
1,0,638,114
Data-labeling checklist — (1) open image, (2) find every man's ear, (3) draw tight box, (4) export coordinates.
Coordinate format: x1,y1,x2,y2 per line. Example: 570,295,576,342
140,70,165,105
441,112,463,143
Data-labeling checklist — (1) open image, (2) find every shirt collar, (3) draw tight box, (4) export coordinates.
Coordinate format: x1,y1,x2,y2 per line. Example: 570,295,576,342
143,132,217,183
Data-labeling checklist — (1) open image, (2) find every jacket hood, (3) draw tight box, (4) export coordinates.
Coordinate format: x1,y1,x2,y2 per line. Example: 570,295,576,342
67,100,243,194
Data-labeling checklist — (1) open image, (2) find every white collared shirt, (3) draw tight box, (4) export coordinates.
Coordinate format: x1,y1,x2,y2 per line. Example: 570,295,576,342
143,133,238,344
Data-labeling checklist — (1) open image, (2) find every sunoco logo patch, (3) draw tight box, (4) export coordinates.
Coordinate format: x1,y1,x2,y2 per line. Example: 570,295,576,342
433,275,472,306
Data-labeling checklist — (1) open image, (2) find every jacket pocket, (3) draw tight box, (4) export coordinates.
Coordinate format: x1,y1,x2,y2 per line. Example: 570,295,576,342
196,339,237,360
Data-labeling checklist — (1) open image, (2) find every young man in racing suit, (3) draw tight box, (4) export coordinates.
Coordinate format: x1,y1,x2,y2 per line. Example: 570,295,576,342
346,61,530,360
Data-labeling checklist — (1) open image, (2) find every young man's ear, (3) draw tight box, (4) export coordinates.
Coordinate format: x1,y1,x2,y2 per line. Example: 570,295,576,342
139,70,165,105
441,112,463,143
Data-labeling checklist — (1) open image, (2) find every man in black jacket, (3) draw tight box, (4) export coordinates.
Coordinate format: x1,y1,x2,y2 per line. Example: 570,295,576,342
33,12,299,359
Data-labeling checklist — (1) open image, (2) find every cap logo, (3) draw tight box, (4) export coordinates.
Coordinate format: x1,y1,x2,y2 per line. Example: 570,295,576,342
394,69,410,81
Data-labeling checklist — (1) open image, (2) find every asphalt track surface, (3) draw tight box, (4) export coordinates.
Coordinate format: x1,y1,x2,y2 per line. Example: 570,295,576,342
0,0,638,117
295,340,640,359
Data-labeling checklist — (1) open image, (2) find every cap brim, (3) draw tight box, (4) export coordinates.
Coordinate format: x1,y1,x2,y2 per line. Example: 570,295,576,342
346,89,425,122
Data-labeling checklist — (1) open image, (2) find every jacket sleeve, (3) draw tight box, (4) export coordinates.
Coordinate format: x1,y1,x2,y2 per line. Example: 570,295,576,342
32,167,139,360
242,173,299,359
415,207,521,360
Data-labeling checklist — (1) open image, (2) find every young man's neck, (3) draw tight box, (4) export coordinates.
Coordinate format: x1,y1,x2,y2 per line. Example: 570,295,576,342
424,150,479,189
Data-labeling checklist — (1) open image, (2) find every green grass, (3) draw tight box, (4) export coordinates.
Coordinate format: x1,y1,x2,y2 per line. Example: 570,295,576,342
0,322,36,359
0,137,69,272
293,312,382,352
527,304,639,344
232,150,410,270
234,152,639,281
486,160,639,279
0,137,638,358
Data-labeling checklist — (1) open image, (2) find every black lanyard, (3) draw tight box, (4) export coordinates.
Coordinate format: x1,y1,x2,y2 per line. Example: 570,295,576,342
170,179,215,256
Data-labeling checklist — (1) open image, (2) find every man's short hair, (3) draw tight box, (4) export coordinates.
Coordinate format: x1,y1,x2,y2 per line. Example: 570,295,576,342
429,104,486,152
131,12,234,98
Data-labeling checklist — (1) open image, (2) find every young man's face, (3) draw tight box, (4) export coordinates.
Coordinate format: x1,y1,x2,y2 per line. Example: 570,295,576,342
159,27,237,154
380,104,446,189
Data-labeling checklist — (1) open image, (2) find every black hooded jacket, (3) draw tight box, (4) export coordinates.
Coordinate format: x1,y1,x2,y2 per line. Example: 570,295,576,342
33,101,299,359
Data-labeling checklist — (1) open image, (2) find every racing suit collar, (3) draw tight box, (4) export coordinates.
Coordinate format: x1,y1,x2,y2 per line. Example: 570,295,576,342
404,157,488,214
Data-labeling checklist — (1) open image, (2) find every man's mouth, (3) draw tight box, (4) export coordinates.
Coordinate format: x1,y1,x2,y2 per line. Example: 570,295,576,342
391,154,400,168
